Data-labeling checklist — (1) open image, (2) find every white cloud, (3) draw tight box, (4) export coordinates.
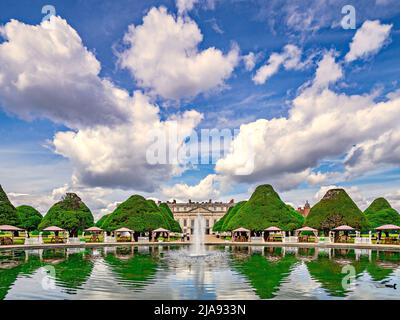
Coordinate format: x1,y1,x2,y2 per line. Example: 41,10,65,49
243,52,256,71
345,20,392,63
385,190,400,211
176,0,198,15
257,0,400,39
209,19,224,34
313,52,342,88
53,91,203,191
176,0,218,14
306,171,342,186
9,183,119,221
0,16,206,193
216,52,400,190
0,16,131,128
253,44,302,85
118,7,240,100
161,174,221,201
344,129,400,177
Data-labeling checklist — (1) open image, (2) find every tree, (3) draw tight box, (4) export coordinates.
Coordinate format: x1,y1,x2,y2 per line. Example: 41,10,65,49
0,185,19,226
219,185,304,232
39,193,94,237
95,214,110,228
213,201,247,232
159,203,182,232
101,195,180,234
305,189,368,234
364,198,400,229
16,205,42,232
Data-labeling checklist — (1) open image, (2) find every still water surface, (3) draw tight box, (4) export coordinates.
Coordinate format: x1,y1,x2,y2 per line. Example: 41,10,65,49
1,245,400,300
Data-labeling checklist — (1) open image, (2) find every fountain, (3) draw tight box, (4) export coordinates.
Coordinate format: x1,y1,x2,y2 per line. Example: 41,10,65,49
190,215,206,257
165,214,227,266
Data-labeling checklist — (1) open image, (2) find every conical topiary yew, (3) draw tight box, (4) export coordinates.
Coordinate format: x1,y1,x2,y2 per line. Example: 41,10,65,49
221,184,304,231
0,185,19,226
364,197,400,229
305,188,368,233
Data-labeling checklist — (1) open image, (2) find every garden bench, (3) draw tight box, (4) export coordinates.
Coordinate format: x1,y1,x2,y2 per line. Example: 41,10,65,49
50,236,65,244
117,236,131,242
89,235,101,242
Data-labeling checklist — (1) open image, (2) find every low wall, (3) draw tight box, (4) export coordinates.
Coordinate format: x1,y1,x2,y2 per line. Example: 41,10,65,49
2,241,400,252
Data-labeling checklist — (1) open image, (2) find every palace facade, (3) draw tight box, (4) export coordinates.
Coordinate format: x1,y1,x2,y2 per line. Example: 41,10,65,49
166,199,235,235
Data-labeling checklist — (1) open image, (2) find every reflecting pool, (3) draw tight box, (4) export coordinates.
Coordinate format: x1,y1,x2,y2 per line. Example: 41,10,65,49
1,245,400,300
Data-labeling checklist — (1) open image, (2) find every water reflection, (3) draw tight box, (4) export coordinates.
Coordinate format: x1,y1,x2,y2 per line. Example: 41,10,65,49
53,249,94,294
104,246,158,290
0,246,400,300
231,246,298,299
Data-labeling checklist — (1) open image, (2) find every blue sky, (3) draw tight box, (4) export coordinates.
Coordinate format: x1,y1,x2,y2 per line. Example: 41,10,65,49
0,0,400,219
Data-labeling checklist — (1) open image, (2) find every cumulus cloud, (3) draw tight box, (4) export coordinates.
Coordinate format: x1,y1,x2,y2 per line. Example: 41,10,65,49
216,52,400,190
162,174,221,201
118,7,240,100
344,129,400,177
345,20,392,62
0,16,205,193
53,91,203,191
306,171,343,186
253,44,303,85
0,16,131,128
312,52,343,88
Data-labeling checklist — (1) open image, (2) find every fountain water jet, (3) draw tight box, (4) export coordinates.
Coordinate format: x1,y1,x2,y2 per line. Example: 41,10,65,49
190,215,206,257
166,214,227,264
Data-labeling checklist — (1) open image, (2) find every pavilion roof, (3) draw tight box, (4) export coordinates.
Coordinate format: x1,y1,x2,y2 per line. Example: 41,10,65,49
85,226,103,232
264,226,281,232
0,225,24,232
376,224,400,231
233,227,250,232
333,225,355,231
43,226,65,232
114,227,133,233
296,226,318,232
153,228,170,233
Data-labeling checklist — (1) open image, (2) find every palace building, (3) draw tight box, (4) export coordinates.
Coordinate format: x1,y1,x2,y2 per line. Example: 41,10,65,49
166,199,235,235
